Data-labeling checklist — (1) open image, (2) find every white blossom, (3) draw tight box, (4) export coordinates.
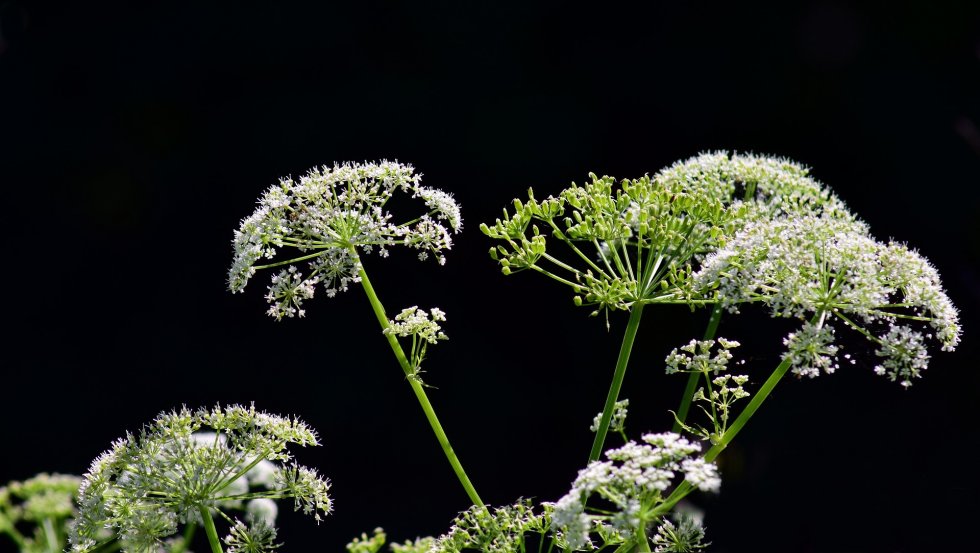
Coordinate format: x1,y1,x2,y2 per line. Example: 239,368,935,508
229,161,461,319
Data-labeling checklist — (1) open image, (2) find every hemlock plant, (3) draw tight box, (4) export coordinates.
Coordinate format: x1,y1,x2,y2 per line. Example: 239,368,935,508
3,153,960,553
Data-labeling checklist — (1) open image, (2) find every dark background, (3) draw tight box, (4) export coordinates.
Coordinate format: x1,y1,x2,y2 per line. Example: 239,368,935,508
2,2,979,552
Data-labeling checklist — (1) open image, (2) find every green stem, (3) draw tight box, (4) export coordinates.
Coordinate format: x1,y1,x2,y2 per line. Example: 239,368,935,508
356,263,485,508
589,303,645,462
673,304,723,433
42,518,58,553
652,314,820,517
199,506,224,553
634,523,651,552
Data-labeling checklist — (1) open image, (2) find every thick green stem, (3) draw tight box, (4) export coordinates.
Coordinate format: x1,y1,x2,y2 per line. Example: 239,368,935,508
672,304,723,433
634,524,652,552
589,303,645,462
357,265,485,508
199,507,224,553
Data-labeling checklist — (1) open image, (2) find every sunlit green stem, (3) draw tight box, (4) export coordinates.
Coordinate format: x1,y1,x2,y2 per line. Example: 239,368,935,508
356,263,485,508
589,303,645,462
672,304,723,433
199,507,224,553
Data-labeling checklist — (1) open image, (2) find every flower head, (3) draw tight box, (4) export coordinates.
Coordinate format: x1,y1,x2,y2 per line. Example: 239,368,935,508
695,214,960,386
69,404,332,553
229,161,461,318
552,433,719,550
482,153,854,320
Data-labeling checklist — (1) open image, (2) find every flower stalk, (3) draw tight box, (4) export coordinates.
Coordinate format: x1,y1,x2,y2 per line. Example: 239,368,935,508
356,262,484,509
588,303,645,462
199,507,224,553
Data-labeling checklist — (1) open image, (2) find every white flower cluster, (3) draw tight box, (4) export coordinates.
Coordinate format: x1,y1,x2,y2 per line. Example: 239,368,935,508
665,338,740,375
653,151,852,222
694,214,961,386
229,161,461,319
384,307,448,344
590,399,629,434
69,404,332,553
552,433,719,550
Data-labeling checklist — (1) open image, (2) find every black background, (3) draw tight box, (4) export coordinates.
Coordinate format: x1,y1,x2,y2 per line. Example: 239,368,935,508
2,2,979,552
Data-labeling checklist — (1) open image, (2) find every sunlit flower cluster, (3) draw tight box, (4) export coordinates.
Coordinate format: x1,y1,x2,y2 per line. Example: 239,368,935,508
229,161,461,318
694,214,960,386
69,404,331,553
551,433,719,550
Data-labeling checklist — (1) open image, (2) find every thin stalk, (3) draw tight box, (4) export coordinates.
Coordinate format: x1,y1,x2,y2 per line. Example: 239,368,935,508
199,507,224,553
356,263,485,508
652,314,820,517
252,249,329,270
672,304,723,433
589,303,646,462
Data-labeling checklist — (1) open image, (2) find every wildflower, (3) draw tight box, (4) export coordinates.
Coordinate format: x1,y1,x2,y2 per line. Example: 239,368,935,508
383,306,449,382
551,433,719,550
590,399,629,434
229,161,461,318
482,153,854,319
694,214,960,386
69,404,332,553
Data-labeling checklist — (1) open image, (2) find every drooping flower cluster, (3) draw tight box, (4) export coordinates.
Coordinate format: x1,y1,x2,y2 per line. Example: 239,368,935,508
69,404,332,553
229,161,461,319
694,214,961,386
551,433,720,550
